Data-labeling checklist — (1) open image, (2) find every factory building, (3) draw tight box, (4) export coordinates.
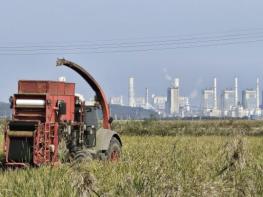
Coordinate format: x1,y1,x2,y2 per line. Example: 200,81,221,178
166,78,180,116
221,89,236,116
110,96,124,106
179,97,190,111
124,75,262,118
135,97,146,108
152,96,167,114
241,78,261,116
202,78,221,117
179,96,191,117
202,89,214,112
242,89,257,111
221,78,239,117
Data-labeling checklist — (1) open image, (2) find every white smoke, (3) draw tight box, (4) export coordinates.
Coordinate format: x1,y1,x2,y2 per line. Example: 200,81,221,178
162,68,172,81
190,78,203,99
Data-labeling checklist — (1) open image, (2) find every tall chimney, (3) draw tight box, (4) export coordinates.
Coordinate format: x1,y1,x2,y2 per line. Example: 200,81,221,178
234,77,238,106
213,77,217,110
128,77,135,107
257,78,260,108
145,88,149,107
173,78,180,88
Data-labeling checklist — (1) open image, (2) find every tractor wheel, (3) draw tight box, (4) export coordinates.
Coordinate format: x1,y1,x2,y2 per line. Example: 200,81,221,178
73,150,93,163
107,137,121,161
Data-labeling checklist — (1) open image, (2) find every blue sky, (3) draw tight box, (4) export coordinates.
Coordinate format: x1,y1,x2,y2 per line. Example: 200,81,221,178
1,1,263,105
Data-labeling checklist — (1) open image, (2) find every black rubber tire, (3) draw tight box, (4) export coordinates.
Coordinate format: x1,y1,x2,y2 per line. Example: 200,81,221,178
73,150,92,163
107,137,121,161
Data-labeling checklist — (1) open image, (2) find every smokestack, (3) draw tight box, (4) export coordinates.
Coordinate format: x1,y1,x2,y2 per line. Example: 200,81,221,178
234,77,238,106
128,77,135,107
145,88,149,106
257,78,260,108
173,78,180,88
213,77,217,110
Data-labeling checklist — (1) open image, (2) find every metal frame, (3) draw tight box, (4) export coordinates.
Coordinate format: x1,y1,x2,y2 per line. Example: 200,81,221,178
56,58,111,129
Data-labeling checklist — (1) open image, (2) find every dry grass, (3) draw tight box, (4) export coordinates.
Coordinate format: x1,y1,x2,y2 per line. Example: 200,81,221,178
112,120,263,136
0,120,263,196
88,136,263,196
0,136,262,196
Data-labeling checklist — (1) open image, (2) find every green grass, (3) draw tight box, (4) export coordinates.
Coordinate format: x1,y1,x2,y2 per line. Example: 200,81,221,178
0,135,263,196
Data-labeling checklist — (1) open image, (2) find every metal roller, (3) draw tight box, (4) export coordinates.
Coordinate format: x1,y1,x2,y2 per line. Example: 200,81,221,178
9,121,37,131
16,99,45,107
7,131,34,137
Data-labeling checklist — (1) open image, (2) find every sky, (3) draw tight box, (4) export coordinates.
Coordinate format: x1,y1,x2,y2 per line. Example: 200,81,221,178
0,1,263,106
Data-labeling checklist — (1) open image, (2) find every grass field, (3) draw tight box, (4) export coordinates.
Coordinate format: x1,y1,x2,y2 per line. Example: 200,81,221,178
112,119,263,136
0,120,263,196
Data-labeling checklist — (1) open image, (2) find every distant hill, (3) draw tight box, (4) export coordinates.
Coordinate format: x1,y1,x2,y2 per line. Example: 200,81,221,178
110,104,159,120
0,102,11,118
0,102,158,120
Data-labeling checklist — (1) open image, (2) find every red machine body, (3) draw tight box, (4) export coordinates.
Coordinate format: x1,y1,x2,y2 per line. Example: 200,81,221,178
3,58,122,168
17,80,75,122
4,80,76,167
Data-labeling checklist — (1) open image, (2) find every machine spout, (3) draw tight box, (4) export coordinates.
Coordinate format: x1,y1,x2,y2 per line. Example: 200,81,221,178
56,58,111,129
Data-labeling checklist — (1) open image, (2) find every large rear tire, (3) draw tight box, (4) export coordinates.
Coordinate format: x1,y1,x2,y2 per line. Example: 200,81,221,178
73,149,93,163
107,137,121,161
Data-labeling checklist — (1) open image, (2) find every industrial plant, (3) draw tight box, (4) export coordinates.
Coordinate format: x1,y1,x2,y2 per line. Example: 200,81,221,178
201,77,261,119
109,76,263,119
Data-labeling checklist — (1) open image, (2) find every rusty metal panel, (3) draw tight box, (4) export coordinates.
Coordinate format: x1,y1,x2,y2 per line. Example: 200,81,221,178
47,95,75,122
64,83,75,95
18,80,75,96
19,81,48,94
48,81,64,95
